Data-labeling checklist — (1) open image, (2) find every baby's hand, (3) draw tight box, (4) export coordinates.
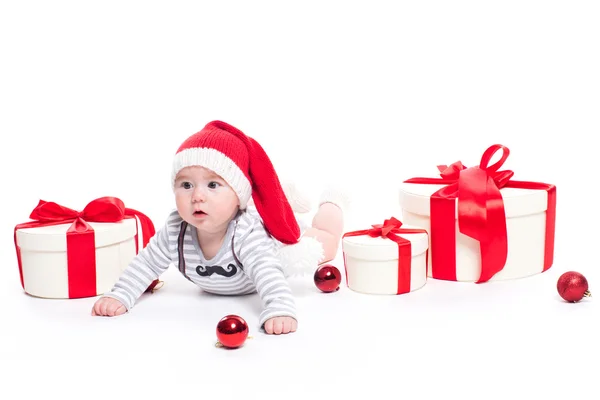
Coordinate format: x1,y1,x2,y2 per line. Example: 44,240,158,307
264,316,297,335
91,297,127,317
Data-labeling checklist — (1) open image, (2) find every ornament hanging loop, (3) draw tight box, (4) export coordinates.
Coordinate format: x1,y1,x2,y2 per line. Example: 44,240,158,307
151,281,164,293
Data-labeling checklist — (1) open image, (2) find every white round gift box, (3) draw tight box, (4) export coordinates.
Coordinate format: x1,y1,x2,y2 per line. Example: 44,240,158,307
15,219,139,299
398,180,551,282
342,226,429,295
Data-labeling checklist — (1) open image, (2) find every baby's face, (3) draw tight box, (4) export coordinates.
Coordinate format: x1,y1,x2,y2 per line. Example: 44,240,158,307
174,166,239,235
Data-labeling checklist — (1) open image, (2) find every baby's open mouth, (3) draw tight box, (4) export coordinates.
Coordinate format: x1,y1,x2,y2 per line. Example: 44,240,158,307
193,210,207,216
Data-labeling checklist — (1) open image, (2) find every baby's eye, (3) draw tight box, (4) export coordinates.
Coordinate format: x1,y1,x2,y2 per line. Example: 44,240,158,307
208,181,221,189
181,181,193,189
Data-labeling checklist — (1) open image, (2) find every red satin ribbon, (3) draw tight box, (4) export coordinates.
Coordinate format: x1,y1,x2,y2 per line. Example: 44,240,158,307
404,144,556,283
342,217,428,294
14,196,156,298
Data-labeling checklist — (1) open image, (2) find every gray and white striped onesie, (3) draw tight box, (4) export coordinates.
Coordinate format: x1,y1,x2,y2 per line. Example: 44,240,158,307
103,208,297,327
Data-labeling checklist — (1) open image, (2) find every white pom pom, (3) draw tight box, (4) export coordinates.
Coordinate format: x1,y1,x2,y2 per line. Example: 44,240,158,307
276,236,324,277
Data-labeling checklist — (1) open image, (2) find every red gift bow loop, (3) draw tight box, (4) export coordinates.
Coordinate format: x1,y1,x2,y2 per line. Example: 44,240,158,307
479,144,509,174
368,217,403,238
437,161,466,179
404,144,556,283
342,217,428,294
29,197,126,223
14,197,156,298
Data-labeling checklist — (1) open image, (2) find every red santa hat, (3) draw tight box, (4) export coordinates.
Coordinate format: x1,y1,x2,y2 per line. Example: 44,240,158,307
172,120,300,245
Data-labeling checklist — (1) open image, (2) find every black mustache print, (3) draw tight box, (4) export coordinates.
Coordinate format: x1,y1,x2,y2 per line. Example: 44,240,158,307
196,263,238,277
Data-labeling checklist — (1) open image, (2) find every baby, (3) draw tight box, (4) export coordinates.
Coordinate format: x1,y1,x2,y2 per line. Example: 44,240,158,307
92,120,346,335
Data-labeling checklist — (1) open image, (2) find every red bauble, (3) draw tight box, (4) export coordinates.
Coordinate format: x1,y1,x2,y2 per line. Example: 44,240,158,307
216,315,249,348
146,279,163,293
557,271,592,302
314,264,341,293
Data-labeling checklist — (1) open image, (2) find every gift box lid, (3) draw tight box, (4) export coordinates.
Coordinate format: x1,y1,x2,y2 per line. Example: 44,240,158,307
16,218,137,252
343,226,428,261
399,181,549,218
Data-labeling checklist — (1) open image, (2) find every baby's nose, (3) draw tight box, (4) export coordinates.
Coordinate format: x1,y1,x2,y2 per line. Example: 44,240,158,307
192,187,207,202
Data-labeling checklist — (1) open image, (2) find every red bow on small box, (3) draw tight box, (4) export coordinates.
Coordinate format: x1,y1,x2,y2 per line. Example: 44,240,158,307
343,217,428,294
404,144,556,283
14,197,156,298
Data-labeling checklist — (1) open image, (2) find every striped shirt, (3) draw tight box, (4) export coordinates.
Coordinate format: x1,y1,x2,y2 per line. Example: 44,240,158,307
103,207,297,327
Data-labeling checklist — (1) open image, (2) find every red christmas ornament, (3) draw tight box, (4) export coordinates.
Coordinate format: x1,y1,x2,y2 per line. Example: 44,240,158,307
314,264,341,293
557,271,592,302
146,279,163,293
215,315,249,349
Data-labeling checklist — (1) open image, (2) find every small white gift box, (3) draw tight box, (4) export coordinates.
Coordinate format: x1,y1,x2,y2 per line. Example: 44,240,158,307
342,218,429,295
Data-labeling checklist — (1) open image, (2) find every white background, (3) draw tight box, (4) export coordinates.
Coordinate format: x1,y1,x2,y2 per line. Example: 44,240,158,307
1,1,599,399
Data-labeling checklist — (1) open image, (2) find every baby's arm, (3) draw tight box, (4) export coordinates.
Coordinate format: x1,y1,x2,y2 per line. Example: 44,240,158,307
238,223,298,333
93,223,172,315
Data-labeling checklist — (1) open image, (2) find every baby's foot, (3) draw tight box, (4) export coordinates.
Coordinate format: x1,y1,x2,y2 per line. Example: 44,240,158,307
319,185,351,213
282,181,313,214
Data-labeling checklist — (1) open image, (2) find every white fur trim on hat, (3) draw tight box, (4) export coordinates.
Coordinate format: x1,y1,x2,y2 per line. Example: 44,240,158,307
276,236,324,277
172,147,252,209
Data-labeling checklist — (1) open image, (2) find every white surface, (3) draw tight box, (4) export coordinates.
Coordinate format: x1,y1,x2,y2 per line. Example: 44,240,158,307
16,219,137,298
399,182,550,281
1,1,599,399
342,227,428,294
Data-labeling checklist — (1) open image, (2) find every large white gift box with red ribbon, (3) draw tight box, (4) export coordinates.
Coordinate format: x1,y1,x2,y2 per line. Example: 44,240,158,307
398,144,556,283
342,217,429,295
14,197,156,299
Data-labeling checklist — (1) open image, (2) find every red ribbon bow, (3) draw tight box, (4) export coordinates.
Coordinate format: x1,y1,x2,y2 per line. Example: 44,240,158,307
404,144,556,283
343,217,428,294
365,217,427,238
14,197,156,298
